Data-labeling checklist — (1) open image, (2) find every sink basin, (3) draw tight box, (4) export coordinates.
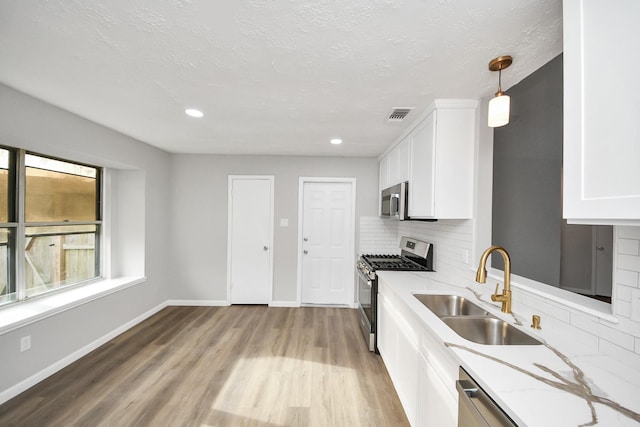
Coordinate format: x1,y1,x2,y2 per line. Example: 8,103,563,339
441,316,542,346
414,294,490,317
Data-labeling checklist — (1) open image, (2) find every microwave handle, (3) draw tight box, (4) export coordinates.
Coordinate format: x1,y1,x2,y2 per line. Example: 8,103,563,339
391,194,400,217
399,181,408,219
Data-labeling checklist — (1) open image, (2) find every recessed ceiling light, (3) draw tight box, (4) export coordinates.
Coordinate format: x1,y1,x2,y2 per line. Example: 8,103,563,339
330,138,343,145
185,108,204,118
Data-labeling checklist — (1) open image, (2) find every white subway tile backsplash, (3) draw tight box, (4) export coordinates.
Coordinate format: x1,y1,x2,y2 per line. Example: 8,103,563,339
599,338,640,368
594,323,635,351
600,313,640,338
618,238,640,256
616,269,639,288
619,226,640,240
618,254,640,272
630,288,640,323
360,219,640,369
570,310,599,330
616,300,632,318
617,285,633,302
358,216,399,255
525,294,571,323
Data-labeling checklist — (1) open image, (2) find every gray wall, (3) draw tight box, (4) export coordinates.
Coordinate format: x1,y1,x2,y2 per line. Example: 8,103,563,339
492,55,563,285
0,83,379,399
0,82,379,398
169,154,379,303
0,84,171,394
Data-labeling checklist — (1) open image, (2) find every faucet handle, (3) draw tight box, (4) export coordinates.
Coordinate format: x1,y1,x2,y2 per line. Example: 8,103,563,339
494,283,501,295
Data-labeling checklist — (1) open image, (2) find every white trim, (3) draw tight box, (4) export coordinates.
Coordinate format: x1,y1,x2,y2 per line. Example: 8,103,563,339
269,300,301,308
487,269,618,324
0,276,146,335
0,299,167,405
167,300,229,307
227,175,275,305
101,168,113,279
296,177,357,306
566,218,640,226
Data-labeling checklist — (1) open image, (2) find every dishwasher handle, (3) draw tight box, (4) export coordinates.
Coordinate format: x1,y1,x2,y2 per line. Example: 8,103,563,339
456,368,517,427
456,379,491,427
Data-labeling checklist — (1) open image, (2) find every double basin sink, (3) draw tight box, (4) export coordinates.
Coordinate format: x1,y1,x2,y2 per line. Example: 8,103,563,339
414,294,541,346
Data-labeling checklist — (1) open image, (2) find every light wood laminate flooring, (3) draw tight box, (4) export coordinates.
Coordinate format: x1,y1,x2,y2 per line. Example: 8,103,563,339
0,306,409,426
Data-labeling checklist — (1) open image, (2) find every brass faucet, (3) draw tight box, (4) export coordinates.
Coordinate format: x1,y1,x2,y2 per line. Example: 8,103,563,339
475,245,512,314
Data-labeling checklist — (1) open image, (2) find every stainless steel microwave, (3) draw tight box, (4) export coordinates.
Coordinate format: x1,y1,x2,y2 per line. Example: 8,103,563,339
380,181,408,220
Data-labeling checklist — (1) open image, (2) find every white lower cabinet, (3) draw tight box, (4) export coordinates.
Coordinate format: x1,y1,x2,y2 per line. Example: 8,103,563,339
377,292,419,423
417,352,457,427
378,291,457,426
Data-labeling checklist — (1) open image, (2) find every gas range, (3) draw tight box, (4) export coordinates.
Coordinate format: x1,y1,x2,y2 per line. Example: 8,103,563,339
359,236,434,274
356,236,434,352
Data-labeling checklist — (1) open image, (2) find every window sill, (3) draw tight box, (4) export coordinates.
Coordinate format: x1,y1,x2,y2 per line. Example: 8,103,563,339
0,276,146,335
487,268,618,324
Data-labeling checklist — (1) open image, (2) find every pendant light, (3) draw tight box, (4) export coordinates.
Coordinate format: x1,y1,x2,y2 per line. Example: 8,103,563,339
488,55,513,128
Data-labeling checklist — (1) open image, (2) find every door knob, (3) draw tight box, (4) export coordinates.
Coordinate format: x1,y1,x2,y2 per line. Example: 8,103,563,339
596,246,605,251
303,250,308,254
263,246,269,251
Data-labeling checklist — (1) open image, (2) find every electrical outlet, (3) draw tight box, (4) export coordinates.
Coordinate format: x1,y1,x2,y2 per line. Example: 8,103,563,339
20,335,31,352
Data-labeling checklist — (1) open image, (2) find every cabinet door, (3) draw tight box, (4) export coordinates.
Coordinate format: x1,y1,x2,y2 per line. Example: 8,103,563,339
396,321,419,425
379,155,390,192
563,0,640,224
376,293,392,362
397,137,411,184
409,111,436,218
377,292,418,425
388,148,400,186
417,352,457,427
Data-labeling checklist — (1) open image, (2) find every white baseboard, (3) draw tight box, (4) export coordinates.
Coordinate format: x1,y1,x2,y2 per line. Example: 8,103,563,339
167,299,229,306
0,301,168,405
269,300,301,308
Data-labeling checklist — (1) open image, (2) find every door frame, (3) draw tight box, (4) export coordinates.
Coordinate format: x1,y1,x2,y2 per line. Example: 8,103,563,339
296,177,357,307
226,175,275,305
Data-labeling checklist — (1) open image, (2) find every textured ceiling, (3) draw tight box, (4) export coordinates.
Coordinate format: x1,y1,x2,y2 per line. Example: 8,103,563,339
0,0,563,157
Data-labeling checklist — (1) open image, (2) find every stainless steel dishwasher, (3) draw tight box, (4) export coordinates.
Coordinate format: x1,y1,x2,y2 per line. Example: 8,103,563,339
456,367,517,427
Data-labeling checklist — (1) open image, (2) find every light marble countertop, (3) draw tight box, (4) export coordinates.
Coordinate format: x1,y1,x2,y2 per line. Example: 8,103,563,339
376,270,640,427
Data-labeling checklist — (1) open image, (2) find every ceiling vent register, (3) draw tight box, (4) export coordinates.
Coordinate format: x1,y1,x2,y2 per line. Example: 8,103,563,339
387,108,414,122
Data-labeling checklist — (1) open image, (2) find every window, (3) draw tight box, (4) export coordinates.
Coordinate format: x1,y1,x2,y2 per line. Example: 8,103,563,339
0,147,101,305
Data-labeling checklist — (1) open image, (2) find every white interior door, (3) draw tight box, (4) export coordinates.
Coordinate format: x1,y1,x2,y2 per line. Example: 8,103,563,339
228,176,273,304
300,181,354,305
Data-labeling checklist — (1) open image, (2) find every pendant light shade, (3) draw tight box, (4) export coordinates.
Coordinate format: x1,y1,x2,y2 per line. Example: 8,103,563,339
487,55,513,128
488,94,510,127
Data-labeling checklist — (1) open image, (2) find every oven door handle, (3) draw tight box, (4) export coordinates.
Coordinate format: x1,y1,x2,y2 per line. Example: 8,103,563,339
357,269,373,286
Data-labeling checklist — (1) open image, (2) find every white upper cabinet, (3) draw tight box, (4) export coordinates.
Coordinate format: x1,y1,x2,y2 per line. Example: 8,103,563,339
408,100,477,219
395,137,411,185
408,111,436,218
379,135,411,190
563,0,640,225
379,154,391,191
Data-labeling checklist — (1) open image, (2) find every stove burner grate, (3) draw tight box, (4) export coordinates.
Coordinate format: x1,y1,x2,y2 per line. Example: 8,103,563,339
360,254,431,272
